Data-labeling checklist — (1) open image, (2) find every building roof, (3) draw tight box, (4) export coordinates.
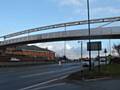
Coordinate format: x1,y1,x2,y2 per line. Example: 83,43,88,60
16,45,54,53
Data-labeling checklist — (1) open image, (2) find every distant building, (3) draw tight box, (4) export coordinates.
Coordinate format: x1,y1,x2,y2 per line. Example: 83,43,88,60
5,45,55,62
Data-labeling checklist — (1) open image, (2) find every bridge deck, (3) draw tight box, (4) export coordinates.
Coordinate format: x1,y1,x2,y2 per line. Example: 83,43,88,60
0,26,120,47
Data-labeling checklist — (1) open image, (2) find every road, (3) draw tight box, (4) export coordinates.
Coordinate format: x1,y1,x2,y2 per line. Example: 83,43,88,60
38,78,120,90
0,62,82,90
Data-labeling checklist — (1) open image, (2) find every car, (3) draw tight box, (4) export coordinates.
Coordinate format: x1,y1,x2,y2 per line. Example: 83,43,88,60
82,60,94,67
100,57,108,64
94,57,108,65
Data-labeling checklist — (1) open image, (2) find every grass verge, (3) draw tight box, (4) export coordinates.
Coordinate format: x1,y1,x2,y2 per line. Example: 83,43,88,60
66,64,120,80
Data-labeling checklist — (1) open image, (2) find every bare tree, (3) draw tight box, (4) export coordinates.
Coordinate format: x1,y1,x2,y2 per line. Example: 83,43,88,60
114,44,120,56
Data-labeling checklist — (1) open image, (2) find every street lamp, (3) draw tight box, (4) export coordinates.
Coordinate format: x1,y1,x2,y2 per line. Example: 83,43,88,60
109,39,112,55
87,0,92,70
104,48,107,65
63,25,67,60
78,41,83,61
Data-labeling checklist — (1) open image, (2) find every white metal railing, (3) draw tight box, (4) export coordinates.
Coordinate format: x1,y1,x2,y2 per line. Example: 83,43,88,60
0,26,120,46
1,16,120,39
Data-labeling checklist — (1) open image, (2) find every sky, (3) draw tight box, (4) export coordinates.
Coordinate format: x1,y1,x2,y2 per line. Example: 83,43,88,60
0,0,120,59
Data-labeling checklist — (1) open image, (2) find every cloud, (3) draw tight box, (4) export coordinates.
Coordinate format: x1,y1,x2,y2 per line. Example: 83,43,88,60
59,0,82,7
29,41,108,59
52,0,87,18
31,41,99,59
29,42,85,59
57,0,95,8
92,7,120,17
34,42,72,51
53,0,120,18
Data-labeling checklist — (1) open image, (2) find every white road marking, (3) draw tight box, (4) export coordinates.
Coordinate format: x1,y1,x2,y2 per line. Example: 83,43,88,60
84,77,112,82
32,83,65,90
18,64,81,90
20,71,55,78
18,75,67,90
20,66,81,78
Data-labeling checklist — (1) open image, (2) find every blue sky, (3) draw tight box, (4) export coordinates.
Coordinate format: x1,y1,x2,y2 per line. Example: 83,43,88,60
0,0,120,59
0,0,120,35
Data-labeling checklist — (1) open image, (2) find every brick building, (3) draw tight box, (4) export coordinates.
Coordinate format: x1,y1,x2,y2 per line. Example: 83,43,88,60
5,45,55,62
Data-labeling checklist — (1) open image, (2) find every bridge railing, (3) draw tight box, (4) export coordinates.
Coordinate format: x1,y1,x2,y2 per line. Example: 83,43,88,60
1,16,120,39
0,26,120,46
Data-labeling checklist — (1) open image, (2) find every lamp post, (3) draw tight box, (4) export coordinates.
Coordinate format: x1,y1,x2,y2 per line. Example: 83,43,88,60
109,39,112,55
104,48,107,65
64,25,67,60
87,0,92,70
78,41,83,61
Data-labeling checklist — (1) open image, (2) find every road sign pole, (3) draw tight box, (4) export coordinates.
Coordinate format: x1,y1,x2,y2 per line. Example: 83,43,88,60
81,41,83,59
104,48,107,65
98,50,101,72
87,0,92,70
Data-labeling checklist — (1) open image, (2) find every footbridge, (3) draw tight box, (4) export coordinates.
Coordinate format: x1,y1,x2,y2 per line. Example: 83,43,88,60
0,16,120,47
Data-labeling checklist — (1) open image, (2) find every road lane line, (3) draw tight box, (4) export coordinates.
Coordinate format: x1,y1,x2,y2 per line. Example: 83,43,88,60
20,71,55,78
18,66,80,90
18,75,67,90
20,66,81,78
18,65,81,90
32,83,65,90
21,68,80,86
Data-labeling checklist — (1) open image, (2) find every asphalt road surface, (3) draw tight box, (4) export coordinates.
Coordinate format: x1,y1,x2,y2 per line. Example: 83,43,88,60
38,79,120,90
0,62,82,90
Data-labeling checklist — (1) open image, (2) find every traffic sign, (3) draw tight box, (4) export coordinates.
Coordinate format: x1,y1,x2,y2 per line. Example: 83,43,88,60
87,41,102,51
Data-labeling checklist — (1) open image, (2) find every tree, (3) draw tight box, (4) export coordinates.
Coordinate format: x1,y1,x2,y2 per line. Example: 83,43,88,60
114,44,120,56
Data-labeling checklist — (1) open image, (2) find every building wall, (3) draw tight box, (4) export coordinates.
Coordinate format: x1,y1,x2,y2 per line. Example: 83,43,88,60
5,48,55,61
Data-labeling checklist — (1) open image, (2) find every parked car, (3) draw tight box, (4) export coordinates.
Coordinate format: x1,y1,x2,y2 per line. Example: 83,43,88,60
94,56,108,65
82,60,94,67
